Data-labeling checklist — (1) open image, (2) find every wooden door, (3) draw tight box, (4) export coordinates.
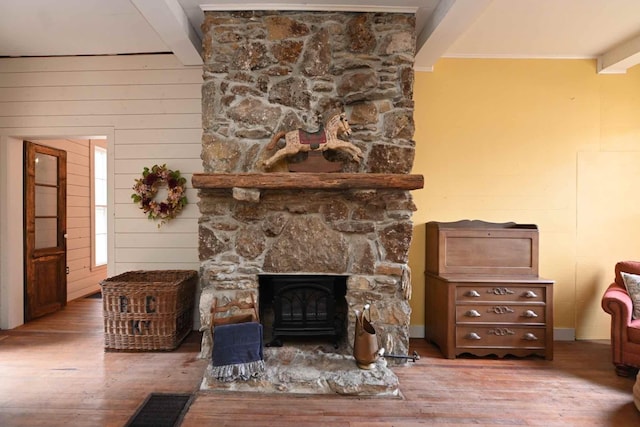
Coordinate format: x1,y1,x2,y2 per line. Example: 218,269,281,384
24,141,67,321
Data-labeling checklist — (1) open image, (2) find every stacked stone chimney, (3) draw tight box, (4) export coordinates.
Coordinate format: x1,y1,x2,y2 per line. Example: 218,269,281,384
197,10,418,359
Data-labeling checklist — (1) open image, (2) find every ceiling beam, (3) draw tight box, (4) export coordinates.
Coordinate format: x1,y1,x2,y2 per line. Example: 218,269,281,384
597,33,640,74
414,0,492,72
131,0,203,66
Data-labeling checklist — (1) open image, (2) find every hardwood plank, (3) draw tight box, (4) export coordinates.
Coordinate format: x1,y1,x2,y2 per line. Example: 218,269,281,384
0,299,206,427
0,300,638,427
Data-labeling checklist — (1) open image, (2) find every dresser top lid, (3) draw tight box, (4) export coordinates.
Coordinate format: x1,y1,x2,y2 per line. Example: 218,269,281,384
426,220,538,231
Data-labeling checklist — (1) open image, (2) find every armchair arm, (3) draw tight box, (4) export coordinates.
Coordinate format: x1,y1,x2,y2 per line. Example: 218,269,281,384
602,282,633,325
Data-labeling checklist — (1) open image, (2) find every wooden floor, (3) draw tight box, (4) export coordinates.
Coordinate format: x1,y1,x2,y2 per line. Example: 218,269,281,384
1,298,639,427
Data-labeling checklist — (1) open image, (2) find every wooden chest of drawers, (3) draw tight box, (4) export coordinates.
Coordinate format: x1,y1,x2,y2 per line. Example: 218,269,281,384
424,220,553,360
425,275,553,359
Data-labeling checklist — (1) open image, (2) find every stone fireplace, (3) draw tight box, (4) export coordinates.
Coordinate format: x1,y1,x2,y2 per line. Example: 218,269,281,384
193,10,423,394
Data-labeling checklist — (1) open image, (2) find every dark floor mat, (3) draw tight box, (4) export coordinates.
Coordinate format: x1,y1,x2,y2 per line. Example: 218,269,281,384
85,291,102,299
125,393,194,427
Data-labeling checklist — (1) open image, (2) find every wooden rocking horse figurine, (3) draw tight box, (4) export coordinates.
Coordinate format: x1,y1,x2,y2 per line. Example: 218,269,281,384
260,112,363,170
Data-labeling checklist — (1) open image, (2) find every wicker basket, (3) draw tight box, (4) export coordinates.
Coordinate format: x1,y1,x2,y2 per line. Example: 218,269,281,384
100,270,197,351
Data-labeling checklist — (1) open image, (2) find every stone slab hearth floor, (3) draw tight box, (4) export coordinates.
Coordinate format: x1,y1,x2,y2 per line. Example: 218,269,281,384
200,342,400,397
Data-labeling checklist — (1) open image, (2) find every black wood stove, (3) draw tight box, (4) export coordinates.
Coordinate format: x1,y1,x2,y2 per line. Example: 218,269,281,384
259,274,347,347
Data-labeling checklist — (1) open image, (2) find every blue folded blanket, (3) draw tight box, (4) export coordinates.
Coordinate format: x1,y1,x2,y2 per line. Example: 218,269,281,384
211,322,264,381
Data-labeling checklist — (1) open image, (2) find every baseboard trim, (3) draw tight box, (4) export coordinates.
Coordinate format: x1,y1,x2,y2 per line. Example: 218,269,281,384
554,328,575,341
410,325,425,339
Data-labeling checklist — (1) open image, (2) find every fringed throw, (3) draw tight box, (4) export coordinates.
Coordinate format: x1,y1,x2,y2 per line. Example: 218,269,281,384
210,359,265,382
212,322,264,382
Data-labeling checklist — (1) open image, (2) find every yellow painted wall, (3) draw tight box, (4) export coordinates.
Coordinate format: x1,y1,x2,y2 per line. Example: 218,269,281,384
409,58,640,340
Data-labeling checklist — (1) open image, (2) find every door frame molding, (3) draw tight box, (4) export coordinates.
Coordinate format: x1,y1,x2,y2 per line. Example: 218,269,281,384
0,127,114,329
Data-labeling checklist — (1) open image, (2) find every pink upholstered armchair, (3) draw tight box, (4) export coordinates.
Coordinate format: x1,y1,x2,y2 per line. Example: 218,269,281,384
601,261,640,377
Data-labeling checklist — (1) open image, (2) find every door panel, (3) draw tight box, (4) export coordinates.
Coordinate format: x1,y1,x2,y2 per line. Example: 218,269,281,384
24,141,67,321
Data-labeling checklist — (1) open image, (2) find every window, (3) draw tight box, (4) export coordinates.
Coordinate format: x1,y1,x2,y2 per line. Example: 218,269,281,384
92,141,107,268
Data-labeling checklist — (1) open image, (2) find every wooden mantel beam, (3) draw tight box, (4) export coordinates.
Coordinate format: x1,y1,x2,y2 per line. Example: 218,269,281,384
192,173,424,191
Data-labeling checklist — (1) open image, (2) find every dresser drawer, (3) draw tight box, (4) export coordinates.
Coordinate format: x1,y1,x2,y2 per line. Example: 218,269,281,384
456,285,546,303
456,304,546,324
456,325,546,348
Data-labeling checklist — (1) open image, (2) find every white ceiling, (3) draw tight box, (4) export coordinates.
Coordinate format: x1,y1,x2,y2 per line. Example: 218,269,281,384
1,0,639,73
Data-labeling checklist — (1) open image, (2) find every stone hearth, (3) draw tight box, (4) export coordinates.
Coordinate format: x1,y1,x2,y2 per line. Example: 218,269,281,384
195,10,422,395
201,343,400,396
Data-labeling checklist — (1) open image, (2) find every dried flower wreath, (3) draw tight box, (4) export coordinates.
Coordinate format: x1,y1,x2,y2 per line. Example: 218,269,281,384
131,164,187,227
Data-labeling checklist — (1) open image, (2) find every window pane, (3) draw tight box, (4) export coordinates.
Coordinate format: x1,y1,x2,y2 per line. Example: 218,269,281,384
35,185,57,217
94,147,107,178
35,153,57,186
95,234,107,266
94,146,107,205
93,144,108,268
95,178,107,206
95,206,107,234
35,218,57,249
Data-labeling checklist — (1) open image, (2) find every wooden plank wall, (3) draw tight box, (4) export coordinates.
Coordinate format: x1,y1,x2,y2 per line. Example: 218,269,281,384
0,54,202,290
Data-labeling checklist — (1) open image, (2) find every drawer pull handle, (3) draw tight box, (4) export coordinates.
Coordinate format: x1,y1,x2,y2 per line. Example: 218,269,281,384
465,310,481,317
523,333,538,341
465,290,481,298
522,310,538,318
523,290,538,298
465,332,482,340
